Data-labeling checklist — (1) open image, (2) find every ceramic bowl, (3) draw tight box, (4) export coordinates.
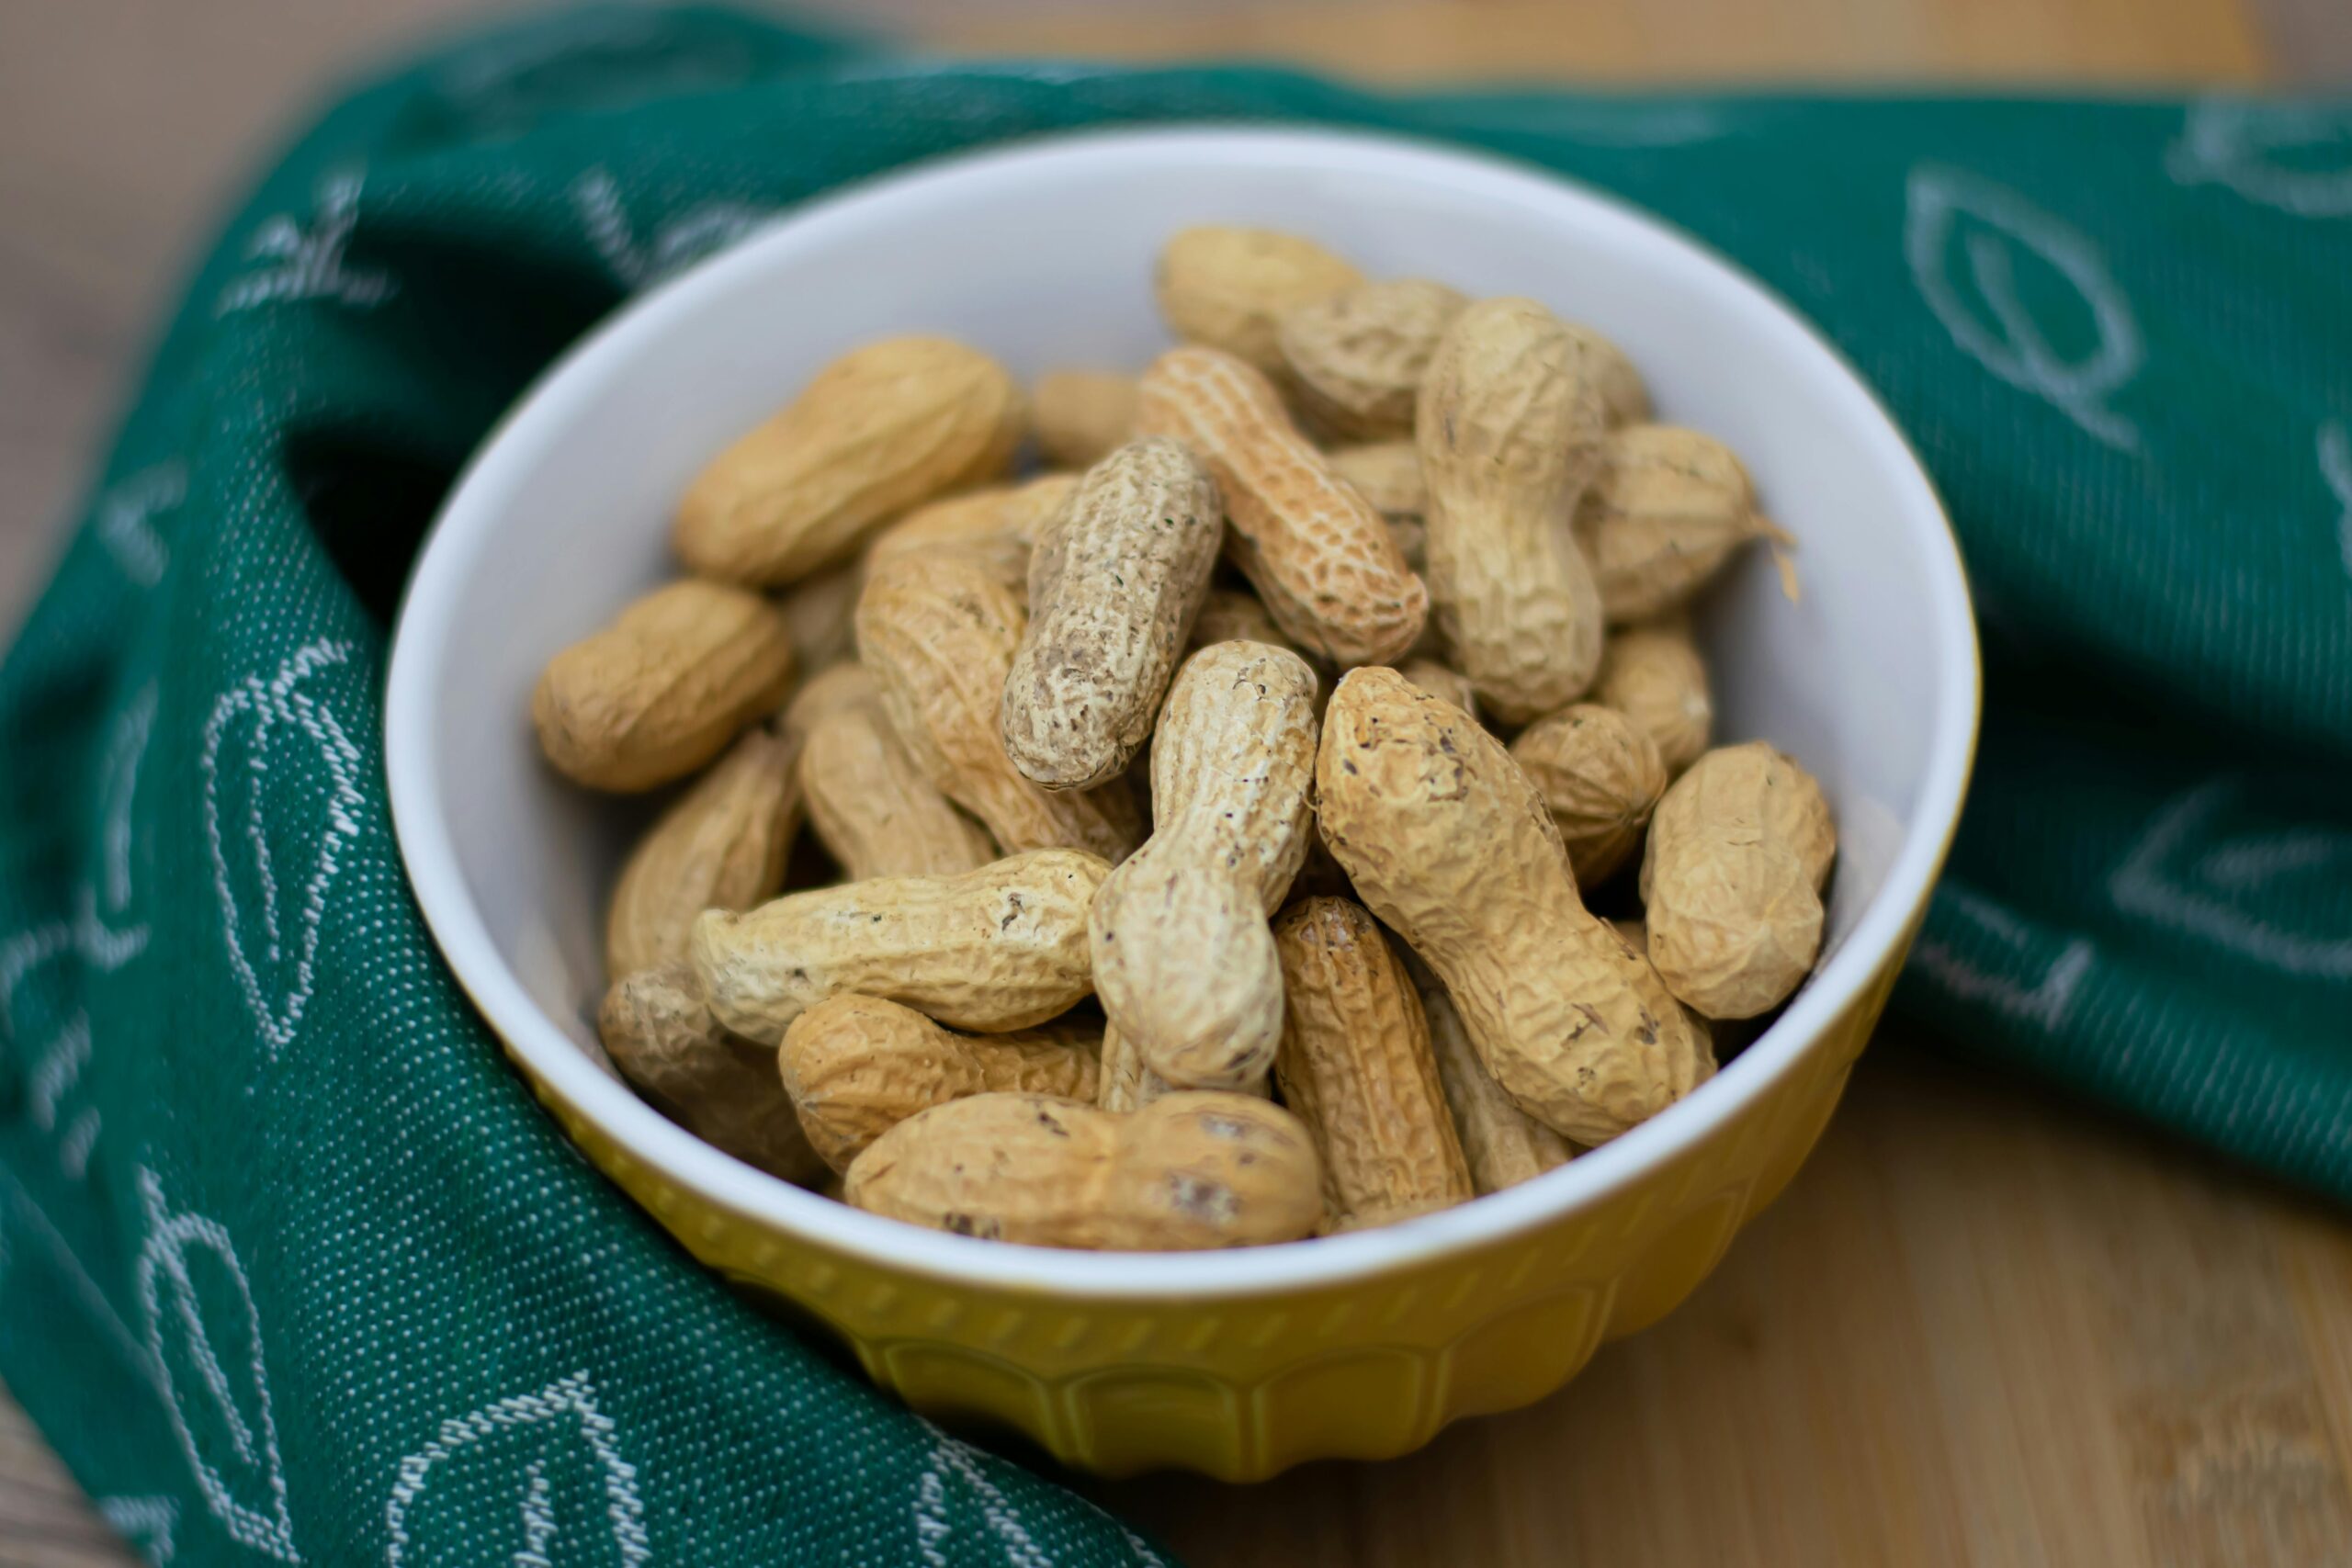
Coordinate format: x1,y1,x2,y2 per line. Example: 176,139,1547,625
385,126,1978,1480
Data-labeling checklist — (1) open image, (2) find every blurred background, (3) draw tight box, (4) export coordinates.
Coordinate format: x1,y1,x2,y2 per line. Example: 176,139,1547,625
2,3,2348,1565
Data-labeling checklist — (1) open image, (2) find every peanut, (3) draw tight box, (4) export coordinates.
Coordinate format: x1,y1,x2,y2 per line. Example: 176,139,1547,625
778,660,882,741
1097,1021,1274,1111
1315,667,1710,1145
1326,440,1427,543
1509,703,1667,885
1404,955,1574,1194
1417,297,1608,723
1278,278,1468,441
1563,321,1652,428
674,336,1023,586
1091,641,1319,1089
691,848,1109,1043
799,693,997,881
777,559,865,676
864,473,1080,598
598,963,825,1185
1578,424,1785,623
1034,369,1139,469
1001,438,1224,789
1136,346,1427,666
1396,657,1479,722
1188,586,1294,654
1596,617,1713,773
855,553,1142,862
1272,897,1472,1228
779,994,1100,1172
533,580,796,791
846,1091,1324,1249
605,728,800,979
1641,741,1836,1020
1154,225,1363,378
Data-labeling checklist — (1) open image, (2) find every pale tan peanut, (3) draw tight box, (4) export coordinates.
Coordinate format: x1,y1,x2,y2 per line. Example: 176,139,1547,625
1326,441,1426,536
1034,369,1140,469
691,848,1109,1043
1596,617,1713,773
1187,586,1292,653
777,559,865,676
1509,703,1668,885
799,696,996,881
777,660,881,742
779,994,1100,1172
1641,741,1836,1020
674,336,1025,586
1417,297,1609,723
1404,954,1574,1194
1136,346,1427,666
846,1091,1324,1250
1154,225,1363,378
1607,918,1719,1055
1272,897,1472,1228
1577,424,1788,624
1562,321,1652,428
605,728,801,979
864,473,1080,598
1278,278,1468,441
1091,641,1320,1089
598,964,825,1185
1315,667,1710,1145
1396,657,1479,722
1001,438,1224,790
1096,1022,1273,1111
534,580,796,791
855,553,1142,862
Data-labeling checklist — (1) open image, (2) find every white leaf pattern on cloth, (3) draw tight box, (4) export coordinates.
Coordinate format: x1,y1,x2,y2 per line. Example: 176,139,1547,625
97,468,184,589
136,1168,300,1562
218,174,397,315
1905,164,2144,452
2321,421,2352,584
383,1370,650,1567
2110,778,2352,979
570,169,770,290
2168,99,2352,218
201,640,365,1060
1911,885,2095,1033
910,1421,1170,1568
99,1496,180,1565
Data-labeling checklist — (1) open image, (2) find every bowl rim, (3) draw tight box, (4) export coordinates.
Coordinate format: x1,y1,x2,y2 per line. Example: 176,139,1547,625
385,122,1981,1301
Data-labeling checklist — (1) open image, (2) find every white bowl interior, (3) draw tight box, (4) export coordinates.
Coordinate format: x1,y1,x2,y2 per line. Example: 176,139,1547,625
387,128,1975,1296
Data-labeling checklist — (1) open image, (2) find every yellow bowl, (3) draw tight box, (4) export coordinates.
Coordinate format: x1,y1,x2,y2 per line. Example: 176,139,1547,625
387,128,1979,1480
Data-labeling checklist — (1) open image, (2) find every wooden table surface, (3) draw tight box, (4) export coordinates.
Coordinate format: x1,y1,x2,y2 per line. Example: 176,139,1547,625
3,2,2347,1564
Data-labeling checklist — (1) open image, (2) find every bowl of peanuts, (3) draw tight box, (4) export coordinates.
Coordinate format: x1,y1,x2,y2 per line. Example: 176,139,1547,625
386,125,1978,1479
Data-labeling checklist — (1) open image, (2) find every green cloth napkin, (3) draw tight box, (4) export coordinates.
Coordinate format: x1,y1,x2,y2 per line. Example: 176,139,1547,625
2,6,2347,1562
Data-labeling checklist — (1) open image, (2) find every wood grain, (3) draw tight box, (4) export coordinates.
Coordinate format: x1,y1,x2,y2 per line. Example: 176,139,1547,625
2,2,2346,1565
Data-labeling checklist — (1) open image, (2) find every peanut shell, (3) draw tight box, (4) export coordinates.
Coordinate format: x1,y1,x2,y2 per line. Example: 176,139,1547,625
1596,618,1713,774
598,964,824,1186
1034,369,1140,469
605,728,800,979
1154,226,1363,378
1509,703,1668,885
1277,278,1468,441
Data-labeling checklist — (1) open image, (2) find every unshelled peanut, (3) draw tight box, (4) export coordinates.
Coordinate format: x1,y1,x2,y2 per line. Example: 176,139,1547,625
779,994,1100,1171
855,553,1141,861
799,692,996,880
864,473,1079,598
777,559,865,676
674,336,1024,585
1417,298,1608,722
1096,1022,1272,1111
1188,587,1294,654
1396,657,1479,721
605,728,800,979
1579,424,1784,624
846,1091,1325,1249
1326,440,1427,541
534,580,796,791
1402,953,1573,1193
1273,897,1472,1228
1278,278,1468,441
1034,369,1139,469
598,963,825,1185
1136,345,1427,666
1001,438,1223,789
1509,703,1668,885
1642,741,1836,1020
1316,667,1711,1145
692,848,1109,1043
1596,617,1713,773
1155,225,1363,378
1091,640,1319,1089
1562,321,1651,428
